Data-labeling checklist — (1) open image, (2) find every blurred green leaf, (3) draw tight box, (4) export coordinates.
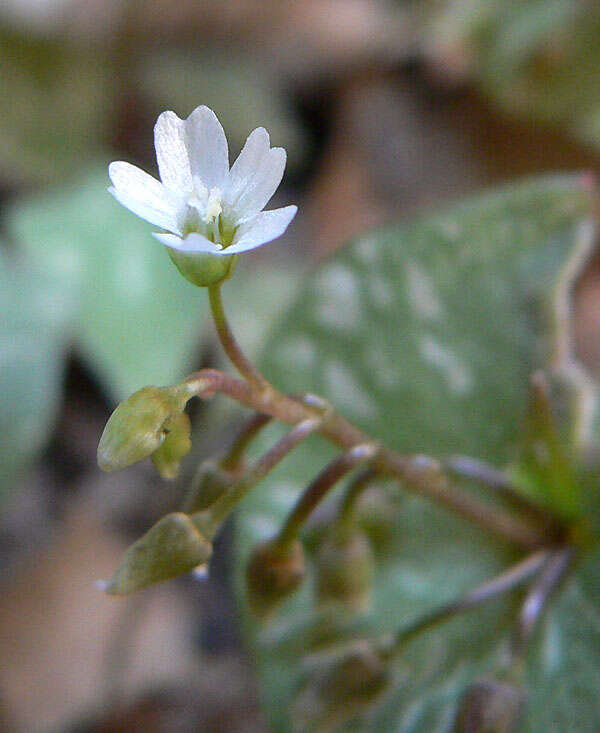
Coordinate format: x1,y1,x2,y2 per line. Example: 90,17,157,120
234,176,600,730
8,169,302,402
8,169,206,401
0,249,72,493
0,28,111,184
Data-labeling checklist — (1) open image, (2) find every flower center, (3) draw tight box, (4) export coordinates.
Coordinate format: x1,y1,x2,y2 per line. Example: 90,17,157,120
204,187,222,225
183,183,238,247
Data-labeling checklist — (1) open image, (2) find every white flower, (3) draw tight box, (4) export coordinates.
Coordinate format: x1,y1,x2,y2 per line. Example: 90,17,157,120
108,106,297,264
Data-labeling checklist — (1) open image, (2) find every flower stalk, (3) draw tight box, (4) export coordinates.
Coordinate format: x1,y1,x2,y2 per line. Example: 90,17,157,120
208,283,268,390
275,444,379,548
181,368,548,548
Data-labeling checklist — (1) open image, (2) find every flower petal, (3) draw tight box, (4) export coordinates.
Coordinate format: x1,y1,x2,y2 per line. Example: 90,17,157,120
184,106,229,190
226,147,287,222
153,231,223,254
227,205,297,254
109,162,182,234
154,111,193,194
224,127,270,206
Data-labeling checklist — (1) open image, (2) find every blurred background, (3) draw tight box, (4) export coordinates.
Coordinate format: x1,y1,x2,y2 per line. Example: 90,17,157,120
2,1,600,730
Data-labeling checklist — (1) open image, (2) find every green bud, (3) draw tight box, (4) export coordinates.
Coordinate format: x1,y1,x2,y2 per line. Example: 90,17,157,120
454,677,525,733
182,459,233,513
151,412,192,479
167,249,238,288
355,484,401,554
293,640,389,732
316,527,373,612
245,539,305,616
97,385,193,474
101,512,213,595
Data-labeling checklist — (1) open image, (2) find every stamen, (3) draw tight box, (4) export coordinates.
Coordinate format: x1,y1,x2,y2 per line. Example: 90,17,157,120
205,188,223,224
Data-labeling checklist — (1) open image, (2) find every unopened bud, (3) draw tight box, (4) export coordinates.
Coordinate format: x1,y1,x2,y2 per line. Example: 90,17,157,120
293,640,389,732
246,539,305,616
101,512,213,595
182,459,233,513
454,677,525,732
97,385,193,474
316,527,373,612
355,484,401,554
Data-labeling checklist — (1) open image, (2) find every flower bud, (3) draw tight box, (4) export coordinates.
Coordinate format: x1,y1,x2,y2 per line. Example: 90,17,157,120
245,539,305,616
454,677,525,732
355,484,401,554
97,385,193,474
182,459,233,513
292,640,389,732
166,249,237,288
100,512,213,595
315,527,373,612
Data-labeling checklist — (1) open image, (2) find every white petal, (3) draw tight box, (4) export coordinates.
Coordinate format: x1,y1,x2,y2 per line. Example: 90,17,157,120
154,111,193,194
109,162,182,234
227,205,297,254
224,127,270,206
184,106,229,190
153,231,224,254
226,147,287,222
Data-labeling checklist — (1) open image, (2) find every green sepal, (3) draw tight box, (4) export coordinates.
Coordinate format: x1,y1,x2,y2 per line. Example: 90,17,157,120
102,512,213,595
97,384,193,472
166,248,238,288
151,412,192,479
182,458,233,513
315,526,374,613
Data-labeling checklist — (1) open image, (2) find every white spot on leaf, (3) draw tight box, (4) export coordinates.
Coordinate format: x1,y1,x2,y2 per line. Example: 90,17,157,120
405,260,445,320
323,360,377,420
354,237,379,265
276,336,317,371
313,265,361,331
367,274,394,310
418,335,473,396
364,343,399,390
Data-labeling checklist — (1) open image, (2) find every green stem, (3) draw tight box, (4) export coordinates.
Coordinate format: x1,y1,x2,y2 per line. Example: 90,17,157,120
276,444,378,547
185,369,548,549
445,454,559,533
383,549,551,660
208,284,267,390
510,547,573,667
339,468,379,524
207,418,323,527
221,412,272,472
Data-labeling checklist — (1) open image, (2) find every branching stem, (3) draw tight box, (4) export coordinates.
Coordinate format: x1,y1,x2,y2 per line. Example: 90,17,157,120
275,444,379,547
221,412,272,472
208,417,323,526
510,547,573,666
383,549,551,660
185,369,547,548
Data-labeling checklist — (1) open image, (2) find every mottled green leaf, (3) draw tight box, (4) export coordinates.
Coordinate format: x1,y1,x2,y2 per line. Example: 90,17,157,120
234,176,600,730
